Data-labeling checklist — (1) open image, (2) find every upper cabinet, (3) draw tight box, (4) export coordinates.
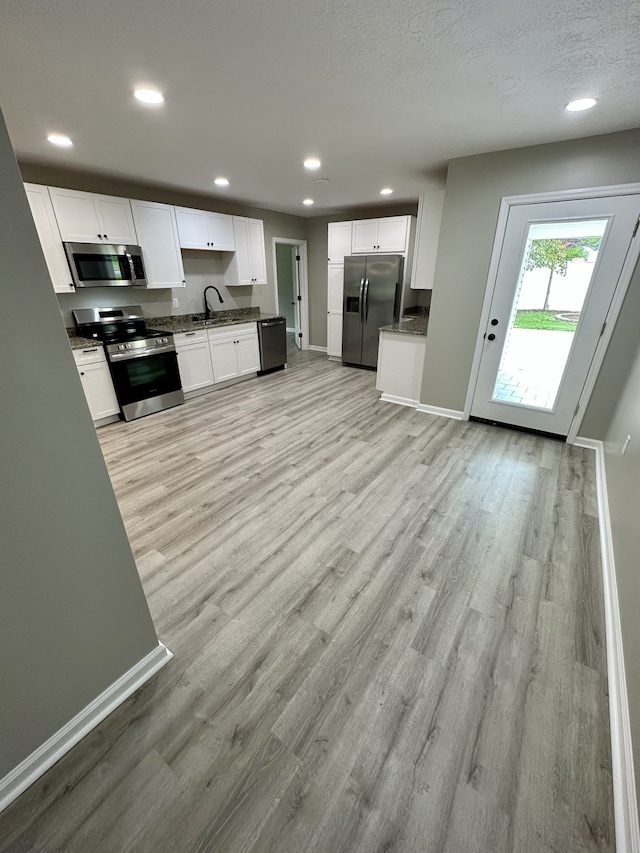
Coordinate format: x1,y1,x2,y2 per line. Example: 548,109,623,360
328,221,352,263
130,200,186,288
175,207,236,252
48,187,137,244
24,183,75,293
410,191,445,290
223,217,267,286
352,216,411,254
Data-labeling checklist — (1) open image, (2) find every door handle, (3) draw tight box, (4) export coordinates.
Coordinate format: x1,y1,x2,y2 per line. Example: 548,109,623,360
359,277,365,322
363,279,370,322
125,251,137,284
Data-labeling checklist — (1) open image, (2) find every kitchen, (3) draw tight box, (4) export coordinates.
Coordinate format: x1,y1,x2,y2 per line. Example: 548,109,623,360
2,0,640,850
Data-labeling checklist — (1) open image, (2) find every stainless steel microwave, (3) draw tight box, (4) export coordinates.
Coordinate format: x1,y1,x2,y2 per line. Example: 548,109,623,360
63,242,147,288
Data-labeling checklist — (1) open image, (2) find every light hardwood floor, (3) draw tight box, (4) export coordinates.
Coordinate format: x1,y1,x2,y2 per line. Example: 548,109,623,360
0,350,614,852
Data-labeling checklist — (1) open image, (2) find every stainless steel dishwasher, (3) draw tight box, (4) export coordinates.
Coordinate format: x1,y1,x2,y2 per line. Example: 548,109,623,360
257,317,287,373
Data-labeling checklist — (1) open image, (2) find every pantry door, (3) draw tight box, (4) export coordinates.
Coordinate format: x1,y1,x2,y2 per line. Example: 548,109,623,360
470,194,640,437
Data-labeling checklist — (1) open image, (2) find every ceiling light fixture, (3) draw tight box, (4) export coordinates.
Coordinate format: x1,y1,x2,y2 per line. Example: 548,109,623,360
304,158,321,170
214,177,230,186
134,88,164,105
303,198,314,206
380,187,393,195
47,133,73,147
565,98,597,112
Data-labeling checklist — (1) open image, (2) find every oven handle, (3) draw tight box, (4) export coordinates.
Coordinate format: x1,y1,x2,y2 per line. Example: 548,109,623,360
124,250,137,284
109,345,176,362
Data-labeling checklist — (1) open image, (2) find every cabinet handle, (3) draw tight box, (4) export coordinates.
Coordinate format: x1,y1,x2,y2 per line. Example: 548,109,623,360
80,371,85,376
82,348,98,353
104,234,108,239
97,234,102,239
186,331,196,336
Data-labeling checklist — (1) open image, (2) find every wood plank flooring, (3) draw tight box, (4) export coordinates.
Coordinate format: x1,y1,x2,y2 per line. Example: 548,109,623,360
0,347,614,852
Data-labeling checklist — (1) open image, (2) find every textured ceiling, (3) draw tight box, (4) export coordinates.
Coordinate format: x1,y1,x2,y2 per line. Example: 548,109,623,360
0,0,639,216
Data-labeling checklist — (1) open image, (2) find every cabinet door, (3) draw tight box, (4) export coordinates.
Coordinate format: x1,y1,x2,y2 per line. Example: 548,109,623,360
49,187,103,242
328,221,352,263
176,341,214,391
93,195,138,244
352,219,379,253
130,200,186,288
377,216,410,252
228,217,253,285
236,331,260,375
327,264,344,312
209,337,239,382
327,313,343,358
248,218,267,283
24,184,74,293
77,362,119,420
175,207,209,249
207,213,236,251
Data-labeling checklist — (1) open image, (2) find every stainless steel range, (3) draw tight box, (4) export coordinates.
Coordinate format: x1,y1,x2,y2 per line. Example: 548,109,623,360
73,306,184,421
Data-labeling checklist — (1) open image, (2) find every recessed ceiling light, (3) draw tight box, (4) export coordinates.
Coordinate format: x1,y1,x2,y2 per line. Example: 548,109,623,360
47,133,73,148
214,177,230,186
304,158,321,170
565,98,597,112
134,88,164,105
303,198,314,206
315,178,329,185
380,187,393,195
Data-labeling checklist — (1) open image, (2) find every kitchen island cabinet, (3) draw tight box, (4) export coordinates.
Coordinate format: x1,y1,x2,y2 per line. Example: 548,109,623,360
376,317,428,408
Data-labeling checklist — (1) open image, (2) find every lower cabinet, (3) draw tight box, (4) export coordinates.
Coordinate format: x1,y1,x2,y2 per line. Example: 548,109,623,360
174,331,214,392
375,331,427,406
327,263,344,358
209,323,260,382
73,348,119,421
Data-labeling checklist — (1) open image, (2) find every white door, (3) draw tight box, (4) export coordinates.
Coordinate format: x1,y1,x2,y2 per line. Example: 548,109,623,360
471,195,640,436
232,218,254,285
93,195,137,244
49,187,103,242
130,200,186,288
352,219,379,253
176,342,214,392
24,184,75,292
207,213,235,251
210,337,239,382
175,207,209,249
77,362,119,420
328,221,352,263
377,216,409,252
327,264,344,358
236,332,261,374
248,219,267,283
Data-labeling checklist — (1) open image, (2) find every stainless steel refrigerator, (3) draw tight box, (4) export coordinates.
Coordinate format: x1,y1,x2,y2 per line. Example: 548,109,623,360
342,254,403,368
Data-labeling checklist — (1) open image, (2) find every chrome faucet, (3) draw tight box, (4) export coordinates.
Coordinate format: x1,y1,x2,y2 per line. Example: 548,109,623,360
204,285,224,319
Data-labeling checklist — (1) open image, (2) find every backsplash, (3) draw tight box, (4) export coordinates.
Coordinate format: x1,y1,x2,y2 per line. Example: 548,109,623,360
57,251,266,326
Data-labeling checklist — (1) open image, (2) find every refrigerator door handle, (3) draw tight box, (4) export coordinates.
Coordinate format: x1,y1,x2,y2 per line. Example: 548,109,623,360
363,278,370,322
359,277,365,322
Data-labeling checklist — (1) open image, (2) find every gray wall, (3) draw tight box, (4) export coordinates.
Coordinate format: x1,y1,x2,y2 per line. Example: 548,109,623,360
420,128,640,413
275,243,296,328
0,112,159,779
307,202,419,348
600,281,640,802
19,162,308,325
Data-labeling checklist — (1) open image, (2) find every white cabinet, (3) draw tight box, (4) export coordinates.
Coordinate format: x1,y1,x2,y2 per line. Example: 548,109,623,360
49,187,137,244
174,330,215,392
130,200,186,288
209,323,260,381
224,217,267,286
328,221,352,263
376,331,427,406
24,183,74,293
175,207,236,251
410,191,445,290
327,264,344,358
352,216,411,254
73,347,119,422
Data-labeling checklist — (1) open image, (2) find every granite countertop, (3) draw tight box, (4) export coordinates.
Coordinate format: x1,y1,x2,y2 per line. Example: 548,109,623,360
150,308,285,334
67,330,104,351
379,314,429,336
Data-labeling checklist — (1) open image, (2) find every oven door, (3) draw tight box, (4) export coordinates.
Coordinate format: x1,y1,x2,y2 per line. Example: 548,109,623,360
109,351,184,421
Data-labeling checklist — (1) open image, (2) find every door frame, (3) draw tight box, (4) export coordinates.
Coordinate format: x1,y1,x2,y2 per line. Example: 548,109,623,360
272,238,310,351
463,183,640,443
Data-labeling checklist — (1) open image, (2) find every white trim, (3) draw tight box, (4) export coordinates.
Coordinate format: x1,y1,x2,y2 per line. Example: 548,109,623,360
464,184,640,437
416,403,465,420
573,437,640,852
272,238,309,351
0,642,173,814
308,344,327,353
286,327,295,334
380,393,419,408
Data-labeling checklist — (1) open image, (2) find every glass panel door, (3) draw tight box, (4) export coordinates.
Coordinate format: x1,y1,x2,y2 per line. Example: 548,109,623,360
491,219,607,411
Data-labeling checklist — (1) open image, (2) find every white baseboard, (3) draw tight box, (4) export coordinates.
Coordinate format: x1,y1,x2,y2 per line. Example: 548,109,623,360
0,641,173,814
574,436,640,852
416,403,465,420
309,345,328,353
380,393,419,409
